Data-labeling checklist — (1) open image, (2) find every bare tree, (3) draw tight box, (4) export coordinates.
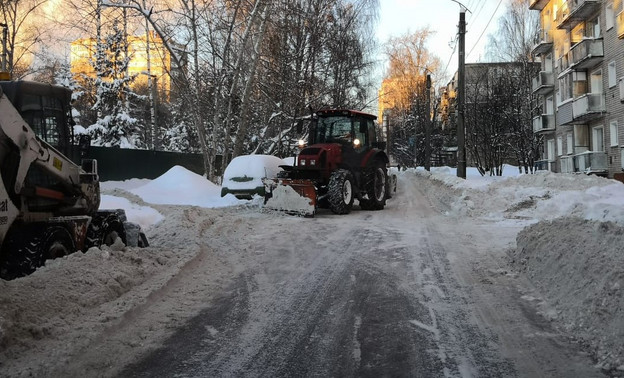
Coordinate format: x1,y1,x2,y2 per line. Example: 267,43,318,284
485,0,541,174
464,63,539,176
0,0,49,78
4,0,380,181
381,29,441,168
486,0,539,63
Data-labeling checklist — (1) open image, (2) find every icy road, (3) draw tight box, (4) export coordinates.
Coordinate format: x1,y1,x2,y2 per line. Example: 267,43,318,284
0,171,611,377
120,177,601,377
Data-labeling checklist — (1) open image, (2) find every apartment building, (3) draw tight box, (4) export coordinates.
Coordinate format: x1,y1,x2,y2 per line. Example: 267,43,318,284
530,0,624,179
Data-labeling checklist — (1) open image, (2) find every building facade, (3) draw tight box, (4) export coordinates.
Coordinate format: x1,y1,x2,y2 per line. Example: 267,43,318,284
530,0,624,178
440,62,539,170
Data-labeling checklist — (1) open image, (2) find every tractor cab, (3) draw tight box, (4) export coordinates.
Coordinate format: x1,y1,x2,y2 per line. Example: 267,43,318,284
308,109,383,150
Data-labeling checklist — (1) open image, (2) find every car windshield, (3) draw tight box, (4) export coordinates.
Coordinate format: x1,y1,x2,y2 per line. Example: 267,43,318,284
315,116,353,143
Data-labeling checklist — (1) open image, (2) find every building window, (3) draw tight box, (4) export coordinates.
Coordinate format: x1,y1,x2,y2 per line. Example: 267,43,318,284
610,120,619,147
593,127,605,151
609,61,617,88
607,1,615,30
567,133,574,154
587,16,601,37
557,136,563,156
547,139,555,161
591,69,603,94
546,96,554,114
559,71,587,103
545,53,553,73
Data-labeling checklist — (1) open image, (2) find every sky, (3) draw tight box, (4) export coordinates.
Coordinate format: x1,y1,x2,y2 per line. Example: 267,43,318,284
375,0,507,85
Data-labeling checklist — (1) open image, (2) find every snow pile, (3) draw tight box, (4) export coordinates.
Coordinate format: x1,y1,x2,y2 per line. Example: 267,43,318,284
100,194,164,231
512,218,624,372
264,184,315,216
129,165,240,208
407,167,624,372
415,168,624,225
0,242,192,376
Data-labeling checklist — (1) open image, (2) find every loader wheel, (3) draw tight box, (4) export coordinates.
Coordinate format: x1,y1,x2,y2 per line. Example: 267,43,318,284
360,163,387,211
328,169,354,214
85,212,127,250
0,225,74,279
0,226,44,280
41,227,75,260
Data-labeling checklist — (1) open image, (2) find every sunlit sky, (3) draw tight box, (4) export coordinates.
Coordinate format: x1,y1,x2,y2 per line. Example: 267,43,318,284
376,0,507,85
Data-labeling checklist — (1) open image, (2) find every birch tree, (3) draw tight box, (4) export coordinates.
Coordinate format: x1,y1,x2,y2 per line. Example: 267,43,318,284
0,0,49,78
486,0,540,173
382,29,441,168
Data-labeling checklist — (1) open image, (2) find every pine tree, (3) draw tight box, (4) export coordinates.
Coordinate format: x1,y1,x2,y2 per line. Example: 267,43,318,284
87,21,141,148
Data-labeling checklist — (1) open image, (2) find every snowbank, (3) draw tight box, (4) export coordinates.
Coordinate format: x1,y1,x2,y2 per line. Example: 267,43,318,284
513,218,624,373
407,167,624,373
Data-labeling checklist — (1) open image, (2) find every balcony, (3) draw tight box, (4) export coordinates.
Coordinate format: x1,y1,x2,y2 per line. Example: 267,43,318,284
532,71,554,95
574,151,608,175
558,52,571,72
618,11,624,39
532,29,553,55
533,114,556,134
557,0,601,30
529,0,550,10
572,93,605,122
557,100,574,126
569,38,603,69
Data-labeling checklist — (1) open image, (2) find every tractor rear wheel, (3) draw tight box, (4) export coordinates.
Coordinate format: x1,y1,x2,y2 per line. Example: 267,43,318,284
328,169,354,214
360,163,387,210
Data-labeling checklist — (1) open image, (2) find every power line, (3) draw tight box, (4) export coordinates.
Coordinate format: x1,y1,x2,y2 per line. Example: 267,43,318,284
469,0,487,24
467,0,503,59
441,37,458,82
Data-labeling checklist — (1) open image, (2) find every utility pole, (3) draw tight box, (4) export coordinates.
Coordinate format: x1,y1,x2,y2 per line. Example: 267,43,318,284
425,73,432,171
457,7,467,179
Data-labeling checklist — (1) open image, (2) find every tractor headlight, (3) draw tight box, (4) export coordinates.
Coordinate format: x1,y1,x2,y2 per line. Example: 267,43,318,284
353,138,361,147
300,159,306,166
310,159,316,166
298,139,306,148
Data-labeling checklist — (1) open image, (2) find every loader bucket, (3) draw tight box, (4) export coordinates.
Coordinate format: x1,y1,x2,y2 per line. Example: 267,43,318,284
264,178,316,217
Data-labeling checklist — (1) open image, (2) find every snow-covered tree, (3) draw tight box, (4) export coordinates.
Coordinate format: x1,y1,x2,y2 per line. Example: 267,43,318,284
87,21,141,148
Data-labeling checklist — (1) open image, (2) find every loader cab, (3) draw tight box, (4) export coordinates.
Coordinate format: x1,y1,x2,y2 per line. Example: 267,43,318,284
0,81,75,159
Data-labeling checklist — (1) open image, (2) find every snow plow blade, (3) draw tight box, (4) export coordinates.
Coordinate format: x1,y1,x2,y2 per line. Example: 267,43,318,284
263,178,317,217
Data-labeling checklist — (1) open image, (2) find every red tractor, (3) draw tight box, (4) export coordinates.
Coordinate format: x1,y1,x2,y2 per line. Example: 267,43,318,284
265,109,390,216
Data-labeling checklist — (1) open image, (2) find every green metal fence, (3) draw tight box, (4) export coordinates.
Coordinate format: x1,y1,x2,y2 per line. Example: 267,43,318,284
86,147,221,181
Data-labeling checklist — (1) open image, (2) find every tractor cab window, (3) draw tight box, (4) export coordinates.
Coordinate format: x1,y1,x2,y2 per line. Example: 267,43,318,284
316,116,353,143
354,119,368,146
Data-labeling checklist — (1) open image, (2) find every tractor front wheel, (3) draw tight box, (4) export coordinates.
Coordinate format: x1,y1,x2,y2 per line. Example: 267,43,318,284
360,163,387,210
328,169,354,214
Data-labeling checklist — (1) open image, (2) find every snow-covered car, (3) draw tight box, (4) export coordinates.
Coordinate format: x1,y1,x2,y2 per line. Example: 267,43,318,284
221,154,285,199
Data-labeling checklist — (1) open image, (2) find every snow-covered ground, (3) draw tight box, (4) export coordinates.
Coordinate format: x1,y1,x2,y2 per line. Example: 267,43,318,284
1,165,623,375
